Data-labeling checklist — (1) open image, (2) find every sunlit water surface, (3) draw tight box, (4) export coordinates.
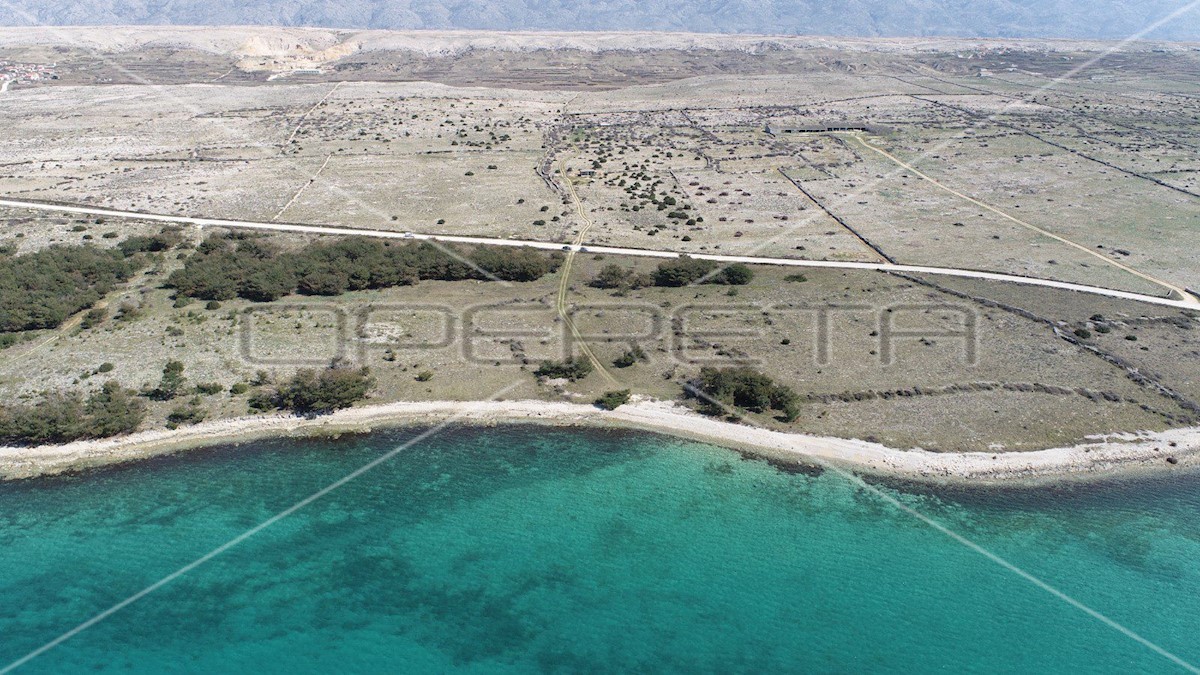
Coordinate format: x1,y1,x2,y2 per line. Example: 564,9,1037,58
1,426,1198,673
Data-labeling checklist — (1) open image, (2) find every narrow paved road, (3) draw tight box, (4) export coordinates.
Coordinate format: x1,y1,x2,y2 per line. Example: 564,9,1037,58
1,196,1196,310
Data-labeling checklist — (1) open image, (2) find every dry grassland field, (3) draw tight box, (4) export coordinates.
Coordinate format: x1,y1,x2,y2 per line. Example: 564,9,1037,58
2,27,1200,455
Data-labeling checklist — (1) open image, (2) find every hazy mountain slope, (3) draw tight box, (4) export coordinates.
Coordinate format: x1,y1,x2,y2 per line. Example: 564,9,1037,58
0,0,1197,41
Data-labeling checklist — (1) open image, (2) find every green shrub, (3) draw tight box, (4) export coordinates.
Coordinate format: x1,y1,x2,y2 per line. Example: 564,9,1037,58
595,390,632,410
273,363,375,414
0,333,27,350
653,256,717,287
247,389,278,412
415,370,434,382
613,346,647,368
166,397,207,429
470,247,563,282
651,257,754,287
0,244,140,333
591,263,628,289
150,361,187,400
115,301,143,322
0,381,145,444
0,392,86,443
535,357,594,381
97,362,115,373
194,382,223,396
166,235,564,303
86,382,148,438
693,366,800,422
713,263,754,285
229,382,250,395
80,306,108,329
117,228,184,256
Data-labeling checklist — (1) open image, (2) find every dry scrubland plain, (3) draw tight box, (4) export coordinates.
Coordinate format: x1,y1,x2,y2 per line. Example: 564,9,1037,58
1,28,1200,456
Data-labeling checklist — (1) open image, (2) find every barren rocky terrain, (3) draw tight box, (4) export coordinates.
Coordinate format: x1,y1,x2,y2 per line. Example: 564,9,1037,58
1,28,1199,453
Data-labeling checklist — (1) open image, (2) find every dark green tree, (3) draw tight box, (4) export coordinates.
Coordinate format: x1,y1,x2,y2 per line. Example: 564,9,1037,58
0,382,144,444
695,367,800,422
653,256,718,287
152,360,187,400
0,244,139,333
86,381,147,436
595,390,632,410
591,263,629,289
714,263,754,285
278,363,375,414
535,357,594,381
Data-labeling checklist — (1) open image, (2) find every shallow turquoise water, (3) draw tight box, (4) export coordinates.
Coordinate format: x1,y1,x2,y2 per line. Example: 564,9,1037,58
1,425,1199,673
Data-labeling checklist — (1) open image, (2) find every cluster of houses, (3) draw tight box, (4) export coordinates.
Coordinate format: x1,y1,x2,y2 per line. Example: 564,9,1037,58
0,61,58,85
764,122,890,135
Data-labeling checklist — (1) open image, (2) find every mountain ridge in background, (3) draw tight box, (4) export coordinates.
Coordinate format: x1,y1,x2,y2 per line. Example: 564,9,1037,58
1,0,1198,41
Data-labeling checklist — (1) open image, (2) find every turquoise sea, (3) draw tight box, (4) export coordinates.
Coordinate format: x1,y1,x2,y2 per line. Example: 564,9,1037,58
1,425,1198,673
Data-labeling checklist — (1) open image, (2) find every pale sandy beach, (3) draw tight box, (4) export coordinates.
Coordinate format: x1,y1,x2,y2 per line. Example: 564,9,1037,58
1,398,1197,484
